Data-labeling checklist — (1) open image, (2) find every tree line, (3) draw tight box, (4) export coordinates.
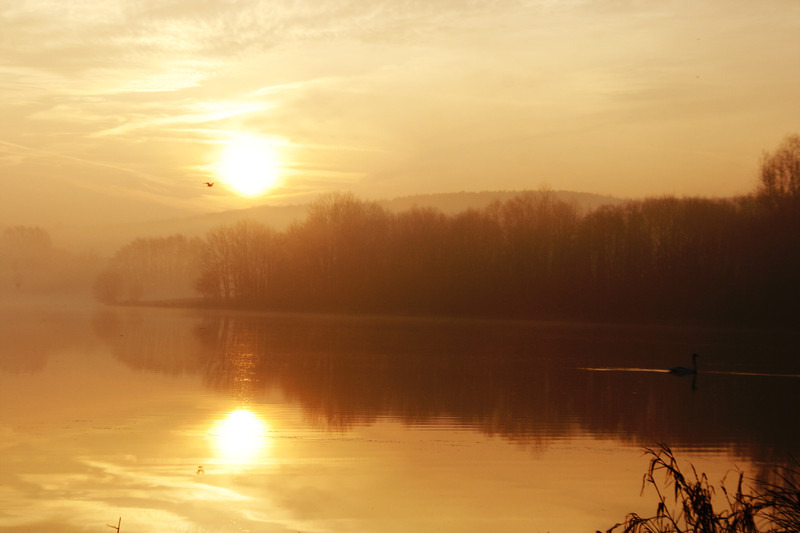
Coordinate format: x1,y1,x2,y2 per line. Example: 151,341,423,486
96,134,800,325
0,225,100,298
93,234,203,303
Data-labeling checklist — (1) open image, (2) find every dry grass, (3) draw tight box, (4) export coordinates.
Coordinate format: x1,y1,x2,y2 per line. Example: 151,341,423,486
604,444,800,533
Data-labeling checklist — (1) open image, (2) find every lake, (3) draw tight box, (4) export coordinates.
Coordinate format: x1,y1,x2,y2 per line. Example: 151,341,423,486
1,302,799,532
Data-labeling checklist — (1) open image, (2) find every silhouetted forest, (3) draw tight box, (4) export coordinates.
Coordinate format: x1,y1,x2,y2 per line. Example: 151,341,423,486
0,225,100,298
95,135,800,325
93,234,203,303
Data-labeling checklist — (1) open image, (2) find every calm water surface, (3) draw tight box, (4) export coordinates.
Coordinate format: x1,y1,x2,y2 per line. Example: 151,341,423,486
1,303,799,533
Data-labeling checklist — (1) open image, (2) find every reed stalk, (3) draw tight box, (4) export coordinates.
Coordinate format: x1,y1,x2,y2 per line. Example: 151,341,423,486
604,444,800,533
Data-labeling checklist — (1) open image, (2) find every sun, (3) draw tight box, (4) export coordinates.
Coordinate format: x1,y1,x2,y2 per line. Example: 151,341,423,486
215,135,280,197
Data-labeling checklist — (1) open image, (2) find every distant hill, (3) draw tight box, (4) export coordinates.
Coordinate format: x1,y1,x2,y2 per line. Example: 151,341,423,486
53,190,625,254
379,190,625,215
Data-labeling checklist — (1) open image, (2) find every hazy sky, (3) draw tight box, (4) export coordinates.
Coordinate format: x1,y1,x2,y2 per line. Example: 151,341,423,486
2,0,799,226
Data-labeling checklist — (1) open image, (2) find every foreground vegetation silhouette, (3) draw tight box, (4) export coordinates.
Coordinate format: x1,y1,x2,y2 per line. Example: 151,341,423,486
85,134,800,325
605,444,800,533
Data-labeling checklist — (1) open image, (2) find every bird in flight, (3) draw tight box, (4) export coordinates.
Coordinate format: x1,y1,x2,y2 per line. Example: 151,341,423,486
203,182,215,187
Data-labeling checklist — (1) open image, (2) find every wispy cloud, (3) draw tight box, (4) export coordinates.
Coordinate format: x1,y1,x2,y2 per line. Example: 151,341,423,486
0,139,168,189
91,101,273,138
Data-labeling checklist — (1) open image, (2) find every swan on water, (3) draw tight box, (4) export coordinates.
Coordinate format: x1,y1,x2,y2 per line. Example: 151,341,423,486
669,353,699,376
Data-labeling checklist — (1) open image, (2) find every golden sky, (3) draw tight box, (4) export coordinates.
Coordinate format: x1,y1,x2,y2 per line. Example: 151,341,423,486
2,0,799,226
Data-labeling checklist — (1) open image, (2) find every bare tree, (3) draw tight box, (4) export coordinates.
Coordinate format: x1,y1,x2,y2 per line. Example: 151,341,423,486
196,220,284,303
95,235,202,303
758,134,800,205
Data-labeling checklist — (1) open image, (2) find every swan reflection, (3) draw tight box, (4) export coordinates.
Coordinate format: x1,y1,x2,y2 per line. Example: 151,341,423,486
214,408,269,465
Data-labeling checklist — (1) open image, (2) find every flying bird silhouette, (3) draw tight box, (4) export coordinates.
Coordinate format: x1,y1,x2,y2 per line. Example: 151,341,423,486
204,182,215,187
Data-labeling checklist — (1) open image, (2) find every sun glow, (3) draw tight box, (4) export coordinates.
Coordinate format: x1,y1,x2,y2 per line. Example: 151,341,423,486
214,408,269,464
215,135,281,197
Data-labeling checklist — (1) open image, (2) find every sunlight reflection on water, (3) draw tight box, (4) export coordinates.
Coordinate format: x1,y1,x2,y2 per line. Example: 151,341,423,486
212,408,270,466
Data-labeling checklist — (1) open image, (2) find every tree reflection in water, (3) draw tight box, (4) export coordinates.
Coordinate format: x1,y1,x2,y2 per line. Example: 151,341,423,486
93,308,800,467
